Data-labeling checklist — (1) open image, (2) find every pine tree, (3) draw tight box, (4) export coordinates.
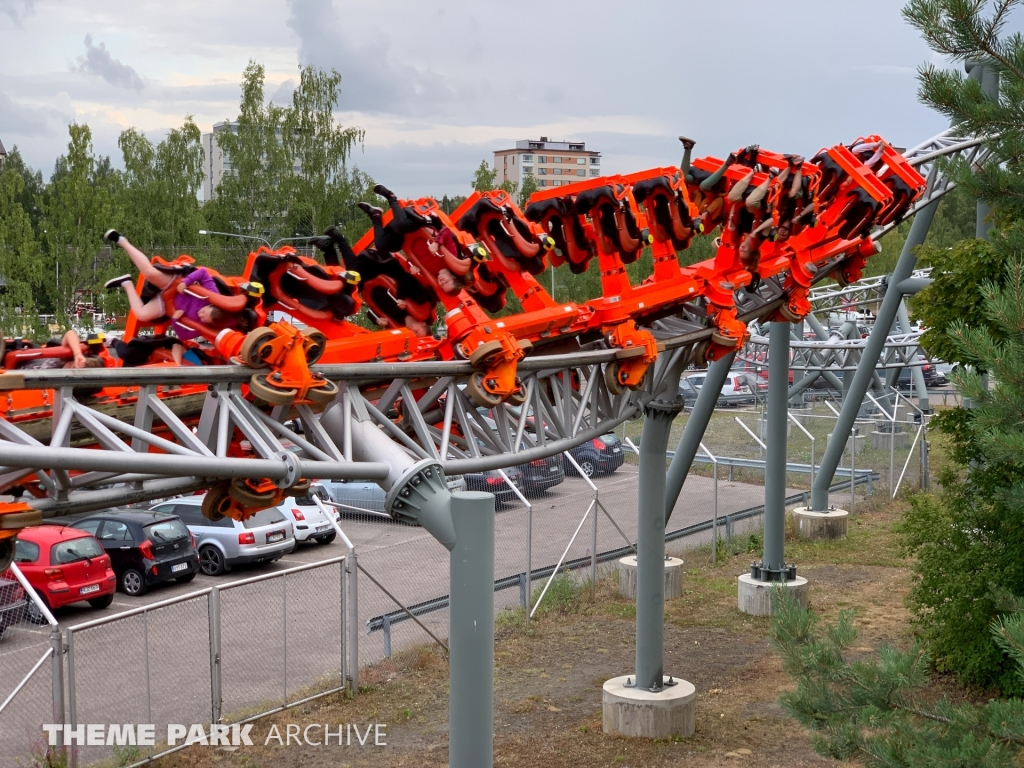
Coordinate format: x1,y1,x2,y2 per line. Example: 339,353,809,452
770,590,1024,767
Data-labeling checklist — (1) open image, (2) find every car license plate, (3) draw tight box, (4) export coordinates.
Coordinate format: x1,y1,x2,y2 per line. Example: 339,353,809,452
612,448,621,453
80,584,100,595
267,531,285,543
549,466,558,473
316,525,330,532
171,563,189,573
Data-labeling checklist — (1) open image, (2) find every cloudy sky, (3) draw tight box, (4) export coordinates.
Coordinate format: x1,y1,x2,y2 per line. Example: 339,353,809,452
0,0,968,198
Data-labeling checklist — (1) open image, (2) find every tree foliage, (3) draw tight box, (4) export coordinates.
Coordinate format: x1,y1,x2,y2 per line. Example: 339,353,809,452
771,591,1024,767
471,159,496,192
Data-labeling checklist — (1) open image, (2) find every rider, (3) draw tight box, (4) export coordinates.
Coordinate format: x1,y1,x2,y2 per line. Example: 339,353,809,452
102,230,244,341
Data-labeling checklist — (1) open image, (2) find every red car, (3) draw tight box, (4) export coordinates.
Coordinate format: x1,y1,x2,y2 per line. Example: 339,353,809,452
10,526,116,614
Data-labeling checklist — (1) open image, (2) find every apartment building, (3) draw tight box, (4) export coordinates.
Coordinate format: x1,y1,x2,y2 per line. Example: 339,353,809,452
201,122,302,202
493,137,601,188
201,122,236,202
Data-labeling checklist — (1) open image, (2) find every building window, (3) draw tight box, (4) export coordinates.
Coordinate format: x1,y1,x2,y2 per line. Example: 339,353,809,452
539,179,546,186
577,169,585,176
553,156,561,163
538,168,547,175
577,158,586,165
522,154,533,162
591,157,600,165
553,168,561,175
538,155,547,163
590,169,599,176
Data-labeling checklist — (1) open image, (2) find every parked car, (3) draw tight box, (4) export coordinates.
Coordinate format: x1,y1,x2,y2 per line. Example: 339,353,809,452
518,450,565,497
895,359,940,391
464,464,526,504
682,371,757,406
323,475,467,520
277,484,336,545
564,433,625,477
149,497,295,575
70,510,200,596
0,571,28,639
11,525,115,616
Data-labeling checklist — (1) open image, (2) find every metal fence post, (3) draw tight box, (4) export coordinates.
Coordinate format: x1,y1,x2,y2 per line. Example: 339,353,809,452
525,499,533,622
50,627,65,727
850,428,857,515
348,548,358,693
282,573,288,707
209,588,222,723
340,558,346,692
67,629,77,768
590,484,598,598
920,418,930,490
382,615,392,658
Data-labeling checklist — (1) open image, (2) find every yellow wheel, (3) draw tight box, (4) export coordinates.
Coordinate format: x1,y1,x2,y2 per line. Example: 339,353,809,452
605,362,626,396
201,483,232,522
468,340,504,367
693,340,711,367
305,379,340,404
466,372,503,408
302,329,327,365
779,303,803,323
228,478,276,507
249,373,298,406
710,331,740,348
240,327,277,369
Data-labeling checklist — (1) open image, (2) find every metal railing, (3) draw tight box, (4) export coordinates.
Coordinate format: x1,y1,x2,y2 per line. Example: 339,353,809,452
57,556,350,768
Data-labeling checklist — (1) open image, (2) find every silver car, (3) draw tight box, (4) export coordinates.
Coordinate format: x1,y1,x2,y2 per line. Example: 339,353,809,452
149,496,295,576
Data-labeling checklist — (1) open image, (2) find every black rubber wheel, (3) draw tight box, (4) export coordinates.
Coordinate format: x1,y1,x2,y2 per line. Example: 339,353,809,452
317,532,337,545
249,373,297,406
120,568,147,596
302,329,327,365
0,538,14,572
176,571,197,584
239,327,277,369
88,593,114,609
199,546,225,576
579,459,597,478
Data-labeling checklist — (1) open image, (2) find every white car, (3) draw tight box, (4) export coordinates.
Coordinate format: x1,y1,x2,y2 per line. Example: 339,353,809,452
277,484,337,545
682,371,757,406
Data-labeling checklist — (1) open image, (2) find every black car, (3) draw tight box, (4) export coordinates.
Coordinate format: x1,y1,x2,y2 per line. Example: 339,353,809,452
464,465,526,505
70,510,200,596
515,441,565,497
564,433,625,478
896,362,940,391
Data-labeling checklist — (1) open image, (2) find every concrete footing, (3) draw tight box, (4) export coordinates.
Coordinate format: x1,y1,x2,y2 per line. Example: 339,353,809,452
617,556,684,601
737,574,808,616
828,431,866,455
871,430,910,450
602,675,696,738
791,506,848,540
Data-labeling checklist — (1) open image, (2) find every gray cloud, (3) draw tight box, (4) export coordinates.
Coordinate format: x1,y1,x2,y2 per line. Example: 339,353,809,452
0,89,69,137
74,34,144,91
286,0,460,115
0,0,34,25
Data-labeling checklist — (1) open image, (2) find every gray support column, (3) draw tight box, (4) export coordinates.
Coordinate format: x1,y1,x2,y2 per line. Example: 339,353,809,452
635,405,677,691
898,299,929,412
977,64,999,239
810,195,940,510
761,322,789,574
663,351,736,522
449,491,495,768
803,313,854,393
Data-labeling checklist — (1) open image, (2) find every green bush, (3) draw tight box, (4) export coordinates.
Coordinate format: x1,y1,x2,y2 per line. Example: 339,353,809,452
531,570,584,615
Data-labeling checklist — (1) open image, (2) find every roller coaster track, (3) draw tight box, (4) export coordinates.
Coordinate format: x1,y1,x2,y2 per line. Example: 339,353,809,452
0,127,991,564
